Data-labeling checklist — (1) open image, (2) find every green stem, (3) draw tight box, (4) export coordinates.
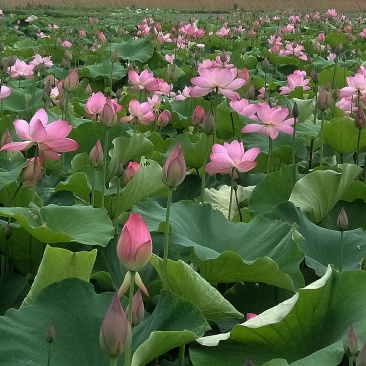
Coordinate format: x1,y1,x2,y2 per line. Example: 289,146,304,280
356,127,361,166
200,135,210,204
348,355,353,366
292,116,297,181
267,137,273,174
162,188,173,290
115,183,120,235
125,271,135,366
101,128,110,208
228,171,234,220
47,343,52,366
91,168,96,206
109,356,118,366
234,185,243,222
178,344,185,366
31,146,39,202
213,88,218,143
28,234,33,274
320,111,325,167
229,111,236,138
340,231,344,272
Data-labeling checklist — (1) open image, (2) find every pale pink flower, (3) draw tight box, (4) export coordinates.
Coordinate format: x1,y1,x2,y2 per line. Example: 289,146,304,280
0,82,11,100
120,99,155,125
30,54,53,68
1,108,78,161
206,140,260,177
7,59,34,79
216,27,230,37
340,73,366,99
174,86,192,101
241,103,294,139
359,28,366,39
128,69,159,93
61,40,72,48
191,67,245,99
230,98,257,119
165,54,175,64
85,91,107,118
279,70,311,95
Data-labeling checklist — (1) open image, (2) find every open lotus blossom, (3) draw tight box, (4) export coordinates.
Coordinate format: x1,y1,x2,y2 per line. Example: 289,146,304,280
120,99,155,125
206,140,260,178
128,69,159,93
279,70,311,95
30,54,53,68
7,59,34,78
340,73,366,99
241,103,294,139
1,108,78,161
0,82,11,100
230,98,258,119
85,91,107,118
190,67,246,99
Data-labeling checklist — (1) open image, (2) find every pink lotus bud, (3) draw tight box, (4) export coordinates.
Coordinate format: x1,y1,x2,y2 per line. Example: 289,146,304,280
311,68,318,85
45,324,55,344
157,110,172,127
161,143,186,188
111,49,118,63
117,213,152,272
247,84,256,100
63,67,79,92
1,129,12,147
99,292,131,358
355,107,366,129
89,139,103,168
246,313,258,320
317,87,330,111
343,325,358,357
125,290,144,326
192,105,205,125
79,29,86,38
292,102,299,118
337,207,348,231
86,84,93,95
20,158,43,188
100,102,117,127
124,161,140,184
202,111,215,135
262,57,270,71
358,341,366,366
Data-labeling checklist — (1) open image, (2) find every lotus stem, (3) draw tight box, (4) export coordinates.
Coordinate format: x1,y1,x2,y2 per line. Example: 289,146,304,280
200,134,210,204
340,231,344,272
320,111,325,167
162,188,173,290
178,344,185,366
125,270,135,366
109,357,117,366
101,127,110,208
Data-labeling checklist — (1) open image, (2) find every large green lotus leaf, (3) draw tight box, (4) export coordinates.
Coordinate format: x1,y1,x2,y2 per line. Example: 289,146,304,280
323,117,366,154
249,165,297,216
289,164,362,223
118,158,167,213
170,97,211,120
22,246,97,306
0,205,114,246
80,59,127,79
318,66,350,89
0,279,207,366
109,133,154,171
137,201,304,290
160,64,186,82
55,172,91,202
325,32,348,48
111,37,154,62
343,180,366,203
150,255,243,322
2,86,43,113
288,98,315,124
265,202,366,275
0,161,26,190
190,268,366,366
132,289,208,366
0,273,31,315
216,100,243,139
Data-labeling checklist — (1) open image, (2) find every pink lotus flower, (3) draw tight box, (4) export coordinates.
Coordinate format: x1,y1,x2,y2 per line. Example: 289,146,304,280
241,103,294,139
85,91,107,118
89,139,103,168
120,99,155,125
0,82,11,100
128,69,159,93
206,140,260,177
7,59,34,79
117,213,152,272
279,70,311,95
230,98,257,119
124,161,140,184
340,73,366,99
30,54,53,68
20,157,43,187
1,108,78,161
191,67,245,99
125,289,144,326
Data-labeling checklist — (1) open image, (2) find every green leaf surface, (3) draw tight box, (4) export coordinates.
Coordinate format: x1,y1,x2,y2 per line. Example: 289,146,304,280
289,164,362,223
80,59,127,79
22,246,97,306
0,205,114,246
112,37,154,62
191,268,366,366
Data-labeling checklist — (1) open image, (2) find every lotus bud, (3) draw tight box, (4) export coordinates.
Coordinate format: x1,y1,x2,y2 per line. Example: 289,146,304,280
20,157,43,188
247,84,256,100
343,325,358,357
310,68,318,85
45,324,55,344
292,102,299,118
192,105,205,125
355,107,366,129
63,67,79,93
157,110,172,127
317,87,330,111
202,111,215,135
219,49,227,64
337,207,348,231
8,55,16,67
332,86,339,101
117,213,152,272
262,57,270,71
123,161,140,184
4,223,12,240
161,143,186,188
244,358,254,366
99,292,131,358
89,139,103,168
100,102,117,127
58,90,67,111
125,290,144,326
1,129,12,147
111,49,118,63
246,313,258,320
86,84,93,95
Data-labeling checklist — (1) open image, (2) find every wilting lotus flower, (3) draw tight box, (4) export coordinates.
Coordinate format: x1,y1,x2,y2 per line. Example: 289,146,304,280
20,157,43,187
206,140,260,178
1,108,78,161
